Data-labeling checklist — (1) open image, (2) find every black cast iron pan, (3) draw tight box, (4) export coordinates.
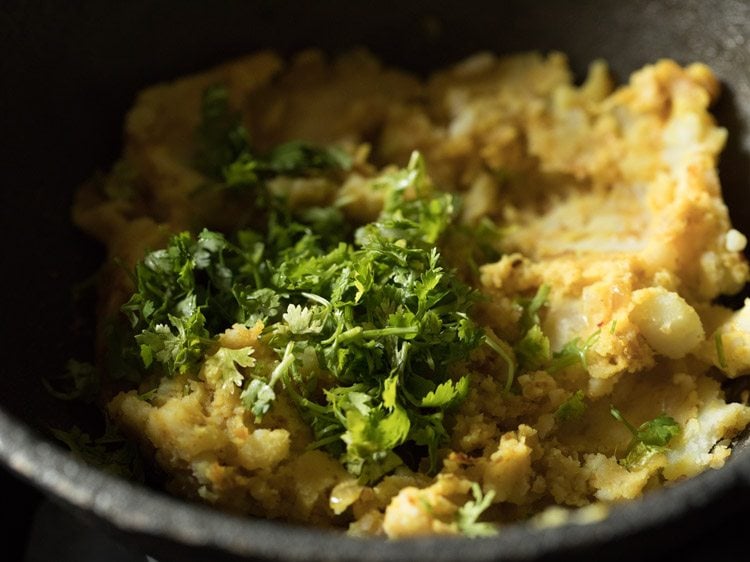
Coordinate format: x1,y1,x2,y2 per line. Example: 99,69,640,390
3,1,750,560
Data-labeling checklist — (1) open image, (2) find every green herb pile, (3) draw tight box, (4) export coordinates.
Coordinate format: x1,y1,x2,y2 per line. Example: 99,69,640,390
115,86,494,483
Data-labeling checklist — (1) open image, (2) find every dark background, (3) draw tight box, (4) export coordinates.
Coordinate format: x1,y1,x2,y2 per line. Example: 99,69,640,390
2,467,41,561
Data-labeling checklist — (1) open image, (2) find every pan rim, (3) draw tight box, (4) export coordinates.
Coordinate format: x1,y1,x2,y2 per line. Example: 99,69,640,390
2,405,748,561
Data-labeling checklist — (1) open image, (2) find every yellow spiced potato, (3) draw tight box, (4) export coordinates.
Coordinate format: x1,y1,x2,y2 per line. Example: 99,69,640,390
72,49,750,537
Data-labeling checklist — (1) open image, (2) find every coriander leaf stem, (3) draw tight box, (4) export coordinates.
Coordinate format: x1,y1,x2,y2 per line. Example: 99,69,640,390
484,333,516,392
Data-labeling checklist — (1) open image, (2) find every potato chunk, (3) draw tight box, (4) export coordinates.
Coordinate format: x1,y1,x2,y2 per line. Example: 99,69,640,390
630,287,704,358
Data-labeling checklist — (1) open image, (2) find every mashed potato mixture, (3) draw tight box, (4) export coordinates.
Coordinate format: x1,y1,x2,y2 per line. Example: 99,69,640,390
73,50,750,537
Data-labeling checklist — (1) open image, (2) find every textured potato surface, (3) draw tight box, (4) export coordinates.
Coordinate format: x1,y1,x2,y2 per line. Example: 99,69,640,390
74,50,750,537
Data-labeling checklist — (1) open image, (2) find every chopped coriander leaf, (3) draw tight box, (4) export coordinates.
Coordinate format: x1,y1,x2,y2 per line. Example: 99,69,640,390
195,85,351,193
194,84,250,178
484,334,516,392
419,377,470,408
135,309,208,375
266,141,352,175
519,284,550,331
610,406,681,468
548,329,600,374
222,141,352,191
555,390,586,422
241,378,277,419
138,388,159,402
456,482,498,537
443,217,505,282
204,345,256,390
515,324,551,372
241,341,294,420
51,419,144,481
636,414,681,447
511,285,601,377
